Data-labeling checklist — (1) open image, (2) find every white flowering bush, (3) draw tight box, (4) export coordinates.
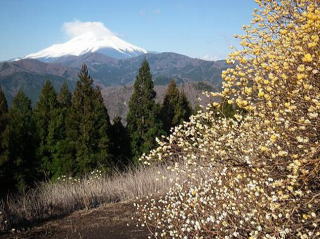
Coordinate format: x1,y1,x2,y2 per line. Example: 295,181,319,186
135,0,320,238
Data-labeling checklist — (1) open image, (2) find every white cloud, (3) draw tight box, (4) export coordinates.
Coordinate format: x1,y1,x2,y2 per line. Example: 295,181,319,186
62,20,115,39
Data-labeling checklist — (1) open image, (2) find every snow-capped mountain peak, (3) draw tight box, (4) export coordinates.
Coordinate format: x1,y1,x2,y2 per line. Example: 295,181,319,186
25,21,147,60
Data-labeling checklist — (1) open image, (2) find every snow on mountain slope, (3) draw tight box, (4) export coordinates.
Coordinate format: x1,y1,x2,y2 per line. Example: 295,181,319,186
25,21,147,60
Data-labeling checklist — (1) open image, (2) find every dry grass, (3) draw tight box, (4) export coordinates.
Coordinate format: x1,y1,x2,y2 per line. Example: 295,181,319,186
0,164,180,231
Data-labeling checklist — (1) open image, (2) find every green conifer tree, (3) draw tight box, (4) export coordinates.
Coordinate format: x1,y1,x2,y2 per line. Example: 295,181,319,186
68,65,111,174
57,82,72,108
0,87,8,165
49,83,74,178
174,89,192,124
0,87,10,196
6,90,37,192
127,60,164,160
161,80,192,134
34,81,59,177
109,116,131,169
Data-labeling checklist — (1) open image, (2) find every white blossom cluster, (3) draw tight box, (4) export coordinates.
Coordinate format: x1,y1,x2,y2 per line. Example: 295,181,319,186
135,0,320,238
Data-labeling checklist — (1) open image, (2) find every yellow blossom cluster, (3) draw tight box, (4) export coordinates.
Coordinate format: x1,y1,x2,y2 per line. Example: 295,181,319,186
135,0,319,238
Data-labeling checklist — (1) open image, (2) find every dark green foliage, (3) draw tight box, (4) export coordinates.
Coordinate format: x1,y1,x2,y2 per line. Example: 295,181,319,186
0,87,8,166
49,83,74,178
109,117,132,169
127,60,164,160
175,90,192,123
57,82,72,108
5,91,37,193
161,80,192,134
0,87,9,196
68,65,112,175
34,81,59,178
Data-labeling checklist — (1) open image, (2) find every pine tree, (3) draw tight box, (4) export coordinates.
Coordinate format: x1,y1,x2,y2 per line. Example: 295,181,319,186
57,82,72,108
109,116,131,169
49,83,74,178
127,60,164,160
0,87,10,196
0,87,8,165
34,80,59,178
175,89,192,123
68,65,111,174
6,90,37,192
160,80,192,134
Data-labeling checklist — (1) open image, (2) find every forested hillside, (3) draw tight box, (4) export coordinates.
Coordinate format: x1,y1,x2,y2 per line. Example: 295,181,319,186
0,60,195,197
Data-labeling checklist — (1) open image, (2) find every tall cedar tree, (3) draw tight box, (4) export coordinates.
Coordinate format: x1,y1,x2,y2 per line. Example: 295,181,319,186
0,87,9,196
127,60,164,160
160,80,192,134
34,81,59,178
6,91,37,192
0,87,8,165
109,116,132,169
49,83,73,178
68,65,111,174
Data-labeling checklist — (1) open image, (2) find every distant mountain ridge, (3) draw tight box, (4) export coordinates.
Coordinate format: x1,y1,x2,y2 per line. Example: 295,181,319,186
52,52,229,86
0,52,229,107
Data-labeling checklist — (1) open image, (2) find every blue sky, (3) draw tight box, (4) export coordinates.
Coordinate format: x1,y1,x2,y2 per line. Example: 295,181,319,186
0,0,257,61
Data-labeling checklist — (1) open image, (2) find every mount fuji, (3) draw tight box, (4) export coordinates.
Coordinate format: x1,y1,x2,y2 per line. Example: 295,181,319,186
1,21,229,110
24,21,148,61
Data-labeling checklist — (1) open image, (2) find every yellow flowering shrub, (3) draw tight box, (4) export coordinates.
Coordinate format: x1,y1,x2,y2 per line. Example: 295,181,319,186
135,0,320,238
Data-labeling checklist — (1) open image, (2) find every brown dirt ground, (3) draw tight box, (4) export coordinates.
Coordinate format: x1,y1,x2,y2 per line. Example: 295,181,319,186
0,202,151,239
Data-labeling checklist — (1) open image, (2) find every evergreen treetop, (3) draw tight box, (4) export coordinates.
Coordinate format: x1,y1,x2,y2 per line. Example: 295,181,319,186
48,83,73,178
68,64,112,174
34,80,59,177
127,60,164,160
7,90,37,192
161,80,192,134
34,80,59,141
57,82,72,108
